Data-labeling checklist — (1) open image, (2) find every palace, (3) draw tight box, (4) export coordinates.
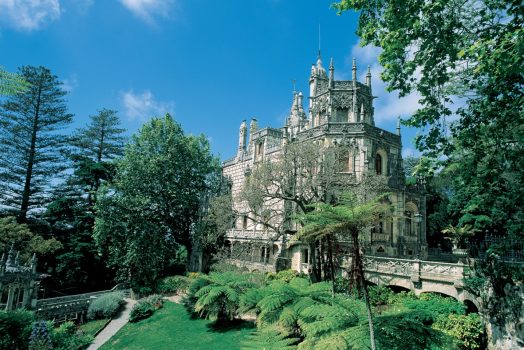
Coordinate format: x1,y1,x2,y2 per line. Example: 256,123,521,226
222,53,427,273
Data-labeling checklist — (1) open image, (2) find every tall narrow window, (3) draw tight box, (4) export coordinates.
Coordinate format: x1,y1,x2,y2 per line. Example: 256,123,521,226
242,216,248,229
375,153,382,175
338,151,350,173
405,211,412,236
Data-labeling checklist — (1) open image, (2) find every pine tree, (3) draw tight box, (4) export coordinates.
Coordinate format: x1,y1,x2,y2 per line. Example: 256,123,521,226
44,109,125,291
67,108,125,206
0,66,73,221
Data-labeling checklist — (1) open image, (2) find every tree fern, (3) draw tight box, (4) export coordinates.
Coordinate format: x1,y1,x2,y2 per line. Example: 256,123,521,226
242,325,299,350
191,272,257,321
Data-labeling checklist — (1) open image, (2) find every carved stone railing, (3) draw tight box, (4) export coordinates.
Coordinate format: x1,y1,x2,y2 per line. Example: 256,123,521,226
363,256,464,284
226,229,278,242
35,285,129,321
371,233,390,243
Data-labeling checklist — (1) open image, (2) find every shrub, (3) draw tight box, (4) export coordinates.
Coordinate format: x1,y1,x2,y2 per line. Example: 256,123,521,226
433,313,483,350
156,275,190,295
29,321,53,350
265,269,304,283
129,302,154,323
209,261,242,273
87,291,125,320
368,286,395,306
129,294,164,323
50,322,93,350
0,309,34,350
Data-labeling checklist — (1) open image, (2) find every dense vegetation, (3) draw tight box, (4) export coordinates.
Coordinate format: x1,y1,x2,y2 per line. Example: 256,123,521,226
110,269,482,350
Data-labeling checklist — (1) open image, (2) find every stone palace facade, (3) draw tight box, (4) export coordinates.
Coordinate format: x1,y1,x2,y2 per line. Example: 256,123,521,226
222,53,427,273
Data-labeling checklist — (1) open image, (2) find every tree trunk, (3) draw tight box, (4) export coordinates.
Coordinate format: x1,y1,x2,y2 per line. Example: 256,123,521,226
19,84,42,222
350,229,376,350
327,235,336,297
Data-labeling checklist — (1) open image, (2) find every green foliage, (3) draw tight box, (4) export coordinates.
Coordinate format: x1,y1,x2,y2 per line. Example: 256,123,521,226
367,286,395,307
156,275,190,295
129,295,164,323
0,309,34,350
433,313,483,350
192,272,259,321
0,65,73,220
333,0,524,236
266,269,306,283
242,325,299,350
47,321,93,350
87,291,125,320
0,66,29,95
94,114,219,287
29,321,52,350
0,216,61,262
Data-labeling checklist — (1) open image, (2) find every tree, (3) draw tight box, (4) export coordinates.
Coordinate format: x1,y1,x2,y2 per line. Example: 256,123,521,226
240,140,355,280
0,66,28,96
297,190,391,350
94,114,218,287
43,109,125,291
0,66,73,221
333,0,523,237
0,216,61,263
70,108,125,205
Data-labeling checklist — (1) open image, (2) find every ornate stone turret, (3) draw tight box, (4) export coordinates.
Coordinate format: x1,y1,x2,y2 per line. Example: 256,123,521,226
287,92,306,138
397,116,401,136
351,58,358,122
237,120,247,158
248,118,258,151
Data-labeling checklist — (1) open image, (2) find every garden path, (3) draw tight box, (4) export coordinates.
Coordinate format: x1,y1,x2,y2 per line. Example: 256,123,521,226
87,298,137,350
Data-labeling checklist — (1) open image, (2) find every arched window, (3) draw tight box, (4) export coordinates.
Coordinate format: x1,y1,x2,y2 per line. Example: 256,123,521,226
375,153,382,175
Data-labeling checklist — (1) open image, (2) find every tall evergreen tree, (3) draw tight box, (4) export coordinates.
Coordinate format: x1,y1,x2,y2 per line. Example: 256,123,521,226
0,66,73,221
44,109,125,292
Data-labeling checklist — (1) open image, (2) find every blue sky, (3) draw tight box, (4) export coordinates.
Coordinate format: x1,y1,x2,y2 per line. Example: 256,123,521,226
0,0,421,160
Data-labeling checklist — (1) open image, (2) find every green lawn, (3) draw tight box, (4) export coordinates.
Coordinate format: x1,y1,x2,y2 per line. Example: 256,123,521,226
100,302,254,350
79,318,109,337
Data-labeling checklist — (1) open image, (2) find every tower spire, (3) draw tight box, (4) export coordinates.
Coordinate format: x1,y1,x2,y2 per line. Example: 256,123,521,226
366,65,372,89
329,58,334,88
396,116,401,136
352,57,357,81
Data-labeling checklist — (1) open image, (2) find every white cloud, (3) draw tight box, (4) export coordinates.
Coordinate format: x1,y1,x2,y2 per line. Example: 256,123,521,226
61,73,78,93
0,0,61,31
341,43,421,124
119,0,174,24
121,90,174,120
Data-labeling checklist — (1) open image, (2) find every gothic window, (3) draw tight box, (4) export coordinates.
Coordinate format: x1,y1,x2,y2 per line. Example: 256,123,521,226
338,152,350,172
255,142,263,159
405,211,412,236
242,215,248,230
334,108,348,122
375,153,382,175
302,249,309,264
261,246,269,262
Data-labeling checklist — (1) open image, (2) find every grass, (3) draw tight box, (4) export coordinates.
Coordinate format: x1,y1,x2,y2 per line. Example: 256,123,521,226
100,302,254,350
79,318,109,337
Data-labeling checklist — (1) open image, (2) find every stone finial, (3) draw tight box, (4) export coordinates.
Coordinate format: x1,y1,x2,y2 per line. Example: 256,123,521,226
352,57,357,81
329,58,334,88
14,251,20,267
238,120,247,154
6,243,15,267
397,116,401,136
366,65,372,88
360,103,365,121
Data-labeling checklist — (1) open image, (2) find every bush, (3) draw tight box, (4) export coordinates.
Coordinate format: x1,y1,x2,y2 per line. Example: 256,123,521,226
209,261,242,273
156,275,190,295
0,309,34,350
29,321,53,350
129,294,164,323
433,313,483,350
368,286,396,306
50,322,93,350
266,269,307,283
87,291,125,320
